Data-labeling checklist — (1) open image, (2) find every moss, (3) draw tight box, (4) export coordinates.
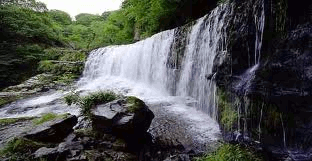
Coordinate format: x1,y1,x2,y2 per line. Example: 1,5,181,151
0,117,33,126
217,89,238,131
126,96,145,113
0,96,21,107
33,113,69,125
53,73,78,85
195,143,263,161
0,137,44,158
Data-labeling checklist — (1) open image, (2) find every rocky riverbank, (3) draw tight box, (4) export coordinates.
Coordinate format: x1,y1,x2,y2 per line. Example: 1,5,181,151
0,92,203,161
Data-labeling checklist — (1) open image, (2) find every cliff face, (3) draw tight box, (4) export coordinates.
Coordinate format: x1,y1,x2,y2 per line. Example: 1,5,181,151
213,0,312,160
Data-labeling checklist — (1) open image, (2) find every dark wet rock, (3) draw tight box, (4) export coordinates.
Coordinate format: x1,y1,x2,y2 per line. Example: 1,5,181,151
24,115,78,142
163,154,191,161
64,133,78,143
91,98,154,138
34,147,59,160
67,154,87,161
84,149,137,161
73,116,92,130
212,5,312,160
205,73,216,80
154,136,185,151
58,141,84,157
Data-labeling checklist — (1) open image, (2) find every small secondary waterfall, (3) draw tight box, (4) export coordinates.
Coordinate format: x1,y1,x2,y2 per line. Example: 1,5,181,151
78,4,233,119
254,0,265,65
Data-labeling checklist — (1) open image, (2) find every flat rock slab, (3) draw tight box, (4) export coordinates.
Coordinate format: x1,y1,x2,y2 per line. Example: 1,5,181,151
24,115,78,142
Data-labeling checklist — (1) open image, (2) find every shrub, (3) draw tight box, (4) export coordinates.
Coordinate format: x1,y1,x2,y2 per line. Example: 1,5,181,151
59,50,86,62
38,60,54,73
64,92,80,106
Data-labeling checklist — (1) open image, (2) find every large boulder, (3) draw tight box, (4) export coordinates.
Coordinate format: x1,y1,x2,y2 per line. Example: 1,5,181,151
24,115,78,142
91,97,154,138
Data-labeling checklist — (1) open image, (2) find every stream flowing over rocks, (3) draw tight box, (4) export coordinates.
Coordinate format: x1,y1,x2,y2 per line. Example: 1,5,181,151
1,0,312,160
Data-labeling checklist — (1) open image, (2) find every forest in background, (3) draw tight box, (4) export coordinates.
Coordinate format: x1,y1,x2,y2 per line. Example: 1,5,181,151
0,0,218,89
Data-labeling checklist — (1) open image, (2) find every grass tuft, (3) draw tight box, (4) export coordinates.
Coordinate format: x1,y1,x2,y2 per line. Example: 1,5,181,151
64,91,118,117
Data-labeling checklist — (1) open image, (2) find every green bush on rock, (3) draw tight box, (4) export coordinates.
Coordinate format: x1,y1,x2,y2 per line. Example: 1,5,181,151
64,91,118,117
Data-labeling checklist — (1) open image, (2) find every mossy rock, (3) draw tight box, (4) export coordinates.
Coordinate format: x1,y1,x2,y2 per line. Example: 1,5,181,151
126,96,145,113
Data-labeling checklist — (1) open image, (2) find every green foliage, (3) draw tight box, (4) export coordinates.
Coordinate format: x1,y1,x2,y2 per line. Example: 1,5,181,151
122,0,178,37
0,137,44,158
48,9,72,26
41,48,86,61
0,2,66,88
38,60,54,72
59,50,86,62
64,92,80,106
195,143,263,161
53,73,78,85
38,61,84,76
33,113,69,125
75,13,103,26
64,91,118,117
126,96,145,113
101,11,112,20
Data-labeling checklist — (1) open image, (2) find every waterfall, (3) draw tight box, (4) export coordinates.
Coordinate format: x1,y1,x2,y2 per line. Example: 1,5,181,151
78,4,233,119
254,0,265,64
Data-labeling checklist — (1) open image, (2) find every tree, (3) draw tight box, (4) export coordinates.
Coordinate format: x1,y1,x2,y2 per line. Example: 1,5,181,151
49,10,72,26
75,13,103,26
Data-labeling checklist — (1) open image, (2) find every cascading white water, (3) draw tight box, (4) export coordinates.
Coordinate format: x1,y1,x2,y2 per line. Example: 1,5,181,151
177,6,232,119
78,4,233,120
75,4,233,147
